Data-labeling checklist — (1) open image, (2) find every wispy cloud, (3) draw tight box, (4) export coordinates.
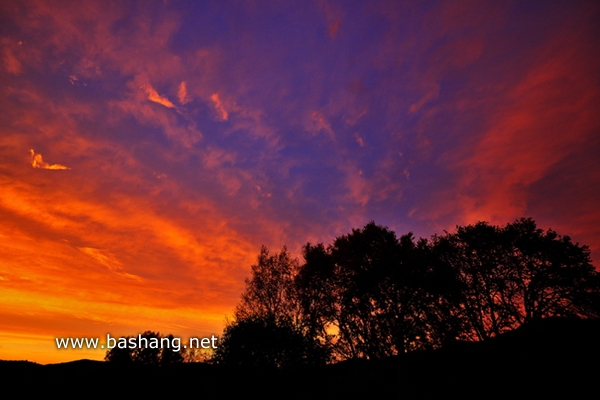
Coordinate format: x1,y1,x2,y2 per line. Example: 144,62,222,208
78,247,142,281
30,149,70,170
142,84,176,108
2,41,22,74
321,0,342,39
354,132,365,147
210,93,228,120
177,81,190,104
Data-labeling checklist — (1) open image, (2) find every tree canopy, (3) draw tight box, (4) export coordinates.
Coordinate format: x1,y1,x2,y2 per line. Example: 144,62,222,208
214,218,599,366
104,331,184,366
433,218,600,340
213,246,330,368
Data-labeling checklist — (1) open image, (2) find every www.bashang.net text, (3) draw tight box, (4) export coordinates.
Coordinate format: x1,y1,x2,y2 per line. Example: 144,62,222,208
55,334,218,352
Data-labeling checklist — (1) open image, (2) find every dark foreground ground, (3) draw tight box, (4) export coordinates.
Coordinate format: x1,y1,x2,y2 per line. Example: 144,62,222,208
2,318,599,398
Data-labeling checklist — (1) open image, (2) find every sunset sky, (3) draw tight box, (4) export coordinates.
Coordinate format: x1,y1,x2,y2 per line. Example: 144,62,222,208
1,0,599,364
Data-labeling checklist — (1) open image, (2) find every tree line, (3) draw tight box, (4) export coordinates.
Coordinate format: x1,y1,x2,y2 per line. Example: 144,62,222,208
104,331,213,365
212,218,600,368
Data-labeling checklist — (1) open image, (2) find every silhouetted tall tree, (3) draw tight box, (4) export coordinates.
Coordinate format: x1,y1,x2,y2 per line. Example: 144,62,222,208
295,243,338,356
433,222,516,340
327,222,413,358
504,218,599,321
214,246,330,368
234,246,300,325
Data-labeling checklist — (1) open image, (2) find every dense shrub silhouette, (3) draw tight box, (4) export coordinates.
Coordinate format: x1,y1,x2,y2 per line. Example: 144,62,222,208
212,315,329,368
104,331,184,366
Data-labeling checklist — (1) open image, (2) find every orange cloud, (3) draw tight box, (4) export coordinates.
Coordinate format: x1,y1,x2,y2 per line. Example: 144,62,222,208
30,149,70,170
142,84,176,108
0,174,258,362
112,78,202,147
78,247,142,281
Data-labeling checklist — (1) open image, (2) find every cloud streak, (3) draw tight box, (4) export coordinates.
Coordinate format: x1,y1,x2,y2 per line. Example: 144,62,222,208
30,149,70,170
210,93,228,121
142,84,176,109
78,247,142,281
177,81,190,104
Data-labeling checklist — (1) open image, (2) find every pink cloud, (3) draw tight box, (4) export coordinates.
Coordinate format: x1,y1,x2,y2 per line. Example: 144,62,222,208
210,93,229,120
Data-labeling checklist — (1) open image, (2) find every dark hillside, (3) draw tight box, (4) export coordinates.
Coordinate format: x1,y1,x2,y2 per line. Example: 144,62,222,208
2,318,598,398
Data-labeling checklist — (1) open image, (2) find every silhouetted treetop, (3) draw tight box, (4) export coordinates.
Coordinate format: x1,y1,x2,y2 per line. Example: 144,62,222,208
433,218,599,340
215,218,599,366
214,246,330,368
234,245,300,324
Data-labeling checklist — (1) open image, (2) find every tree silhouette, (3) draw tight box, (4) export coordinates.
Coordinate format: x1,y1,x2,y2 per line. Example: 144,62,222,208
326,222,412,359
217,218,599,365
212,315,328,368
104,340,134,364
214,246,330,368
433,218,600,340
159,334,185,366
132,331,162,366
234,245,300,325
294,243,338,356
104,331,184,366
306,222,461,358
505,218,599,321
433,222,516,340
